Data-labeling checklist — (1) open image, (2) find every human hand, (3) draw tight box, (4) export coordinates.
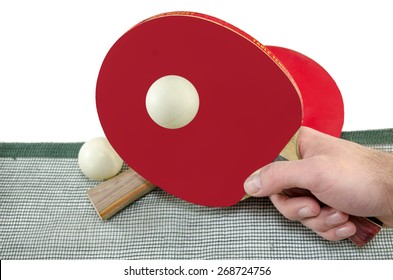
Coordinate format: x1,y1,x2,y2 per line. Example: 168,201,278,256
244,126,393,241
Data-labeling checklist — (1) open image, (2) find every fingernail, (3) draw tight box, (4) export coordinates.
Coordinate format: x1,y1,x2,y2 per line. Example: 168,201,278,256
325,212,344,227
298,207,315,218
244,174,262,195
336,227,353,238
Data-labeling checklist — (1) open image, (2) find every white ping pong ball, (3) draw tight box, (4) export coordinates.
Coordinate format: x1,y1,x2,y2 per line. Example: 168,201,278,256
78,137,123,181
146,75,200,129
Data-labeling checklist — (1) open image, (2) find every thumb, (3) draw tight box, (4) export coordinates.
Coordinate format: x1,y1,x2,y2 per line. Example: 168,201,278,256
243,158,319,197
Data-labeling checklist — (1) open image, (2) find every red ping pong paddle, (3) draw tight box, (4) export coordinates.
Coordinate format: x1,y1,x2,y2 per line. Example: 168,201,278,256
91,11,381,246
96,11,303,207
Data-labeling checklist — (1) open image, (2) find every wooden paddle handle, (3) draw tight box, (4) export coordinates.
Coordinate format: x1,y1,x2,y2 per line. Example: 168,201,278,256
283,188,382,247
87,169,156,220
347,216,382,247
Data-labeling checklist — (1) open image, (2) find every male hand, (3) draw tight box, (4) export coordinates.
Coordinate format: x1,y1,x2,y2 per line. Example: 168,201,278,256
244,126,393,241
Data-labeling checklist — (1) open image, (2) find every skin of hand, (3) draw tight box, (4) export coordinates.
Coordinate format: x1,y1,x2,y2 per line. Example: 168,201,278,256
244,126,393,241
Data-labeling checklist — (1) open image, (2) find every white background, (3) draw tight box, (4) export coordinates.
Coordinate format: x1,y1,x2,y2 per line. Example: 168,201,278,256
1,0,392,142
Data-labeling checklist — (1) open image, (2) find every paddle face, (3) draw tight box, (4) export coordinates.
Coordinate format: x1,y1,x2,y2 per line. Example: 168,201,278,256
96,12,303,206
